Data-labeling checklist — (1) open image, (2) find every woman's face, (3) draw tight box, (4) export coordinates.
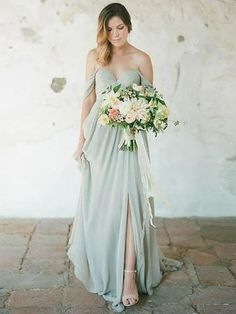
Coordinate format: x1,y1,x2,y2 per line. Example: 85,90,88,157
106,16,129,47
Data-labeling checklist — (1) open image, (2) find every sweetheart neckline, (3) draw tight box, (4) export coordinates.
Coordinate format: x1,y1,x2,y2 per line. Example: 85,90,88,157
96,67,140,81
86,67,153,86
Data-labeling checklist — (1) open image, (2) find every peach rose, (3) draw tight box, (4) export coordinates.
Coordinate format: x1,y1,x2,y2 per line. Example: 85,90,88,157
108,108,120,120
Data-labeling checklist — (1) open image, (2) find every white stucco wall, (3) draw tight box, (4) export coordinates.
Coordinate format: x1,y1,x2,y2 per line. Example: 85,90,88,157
0,0,235,218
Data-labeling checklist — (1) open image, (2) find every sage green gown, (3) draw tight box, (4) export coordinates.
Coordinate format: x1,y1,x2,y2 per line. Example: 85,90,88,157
66,67,183,312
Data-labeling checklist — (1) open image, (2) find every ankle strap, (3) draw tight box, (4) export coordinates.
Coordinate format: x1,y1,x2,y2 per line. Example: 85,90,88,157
124,269,137,272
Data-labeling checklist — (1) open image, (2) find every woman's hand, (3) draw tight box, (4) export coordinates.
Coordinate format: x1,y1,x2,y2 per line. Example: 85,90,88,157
74,146,84,161
73,140,85,161
73,133,86,162
78,148,84,161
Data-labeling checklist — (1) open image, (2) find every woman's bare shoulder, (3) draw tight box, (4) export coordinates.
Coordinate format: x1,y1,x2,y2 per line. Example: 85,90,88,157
86,48,97,65
87,48,97,57
130,46,153,83
85,48,98,78
133,48,152,64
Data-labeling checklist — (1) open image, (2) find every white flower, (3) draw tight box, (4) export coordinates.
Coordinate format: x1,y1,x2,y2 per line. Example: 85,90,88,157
127,97,149,121
155,105,169,120
119,100,132,115
125,110,136,124
101,90,120,108
132,83,144,93
154,118,166,129
149,99,158,108
141,112,151,123
99,114,110,125
135,109,147,121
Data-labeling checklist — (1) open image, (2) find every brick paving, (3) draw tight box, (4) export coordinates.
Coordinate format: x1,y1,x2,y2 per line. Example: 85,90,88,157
0,217,236,314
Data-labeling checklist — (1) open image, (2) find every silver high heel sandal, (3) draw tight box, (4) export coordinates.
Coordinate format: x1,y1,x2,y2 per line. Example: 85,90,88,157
122,269,139,307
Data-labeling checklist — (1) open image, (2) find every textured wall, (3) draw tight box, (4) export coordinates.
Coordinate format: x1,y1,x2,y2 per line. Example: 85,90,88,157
0,0,235,217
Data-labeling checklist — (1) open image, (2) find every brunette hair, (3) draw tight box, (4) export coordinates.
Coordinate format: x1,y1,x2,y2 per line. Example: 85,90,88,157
96,3,132,66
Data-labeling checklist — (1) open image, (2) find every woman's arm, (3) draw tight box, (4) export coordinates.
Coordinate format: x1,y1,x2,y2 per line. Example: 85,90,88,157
76,49,97,158
138,52,154,85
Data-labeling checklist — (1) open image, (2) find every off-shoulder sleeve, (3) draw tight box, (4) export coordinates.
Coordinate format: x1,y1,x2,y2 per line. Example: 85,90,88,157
137,70,153,159
83,70,96,100
138,70,153,87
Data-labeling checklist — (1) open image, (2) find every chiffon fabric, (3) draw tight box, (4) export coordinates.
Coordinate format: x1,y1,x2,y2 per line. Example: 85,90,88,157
66,67,183,312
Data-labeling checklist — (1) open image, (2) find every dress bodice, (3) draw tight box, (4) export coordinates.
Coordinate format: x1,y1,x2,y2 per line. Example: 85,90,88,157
83,67,153,100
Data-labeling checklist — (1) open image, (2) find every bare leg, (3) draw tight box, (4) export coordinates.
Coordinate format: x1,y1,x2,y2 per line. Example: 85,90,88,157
122,197,138,306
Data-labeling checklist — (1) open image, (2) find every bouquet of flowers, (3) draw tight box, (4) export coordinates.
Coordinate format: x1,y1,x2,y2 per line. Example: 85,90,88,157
98,82,177,151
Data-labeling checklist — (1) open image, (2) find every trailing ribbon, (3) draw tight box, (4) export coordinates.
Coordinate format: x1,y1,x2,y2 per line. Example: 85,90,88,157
118,127,137,151
135,131,172,229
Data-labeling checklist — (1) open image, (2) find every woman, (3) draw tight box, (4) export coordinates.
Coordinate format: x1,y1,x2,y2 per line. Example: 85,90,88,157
67,2,183,313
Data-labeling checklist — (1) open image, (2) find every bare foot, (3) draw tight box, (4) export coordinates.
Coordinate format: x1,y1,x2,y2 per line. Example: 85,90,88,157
122,271,139,306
